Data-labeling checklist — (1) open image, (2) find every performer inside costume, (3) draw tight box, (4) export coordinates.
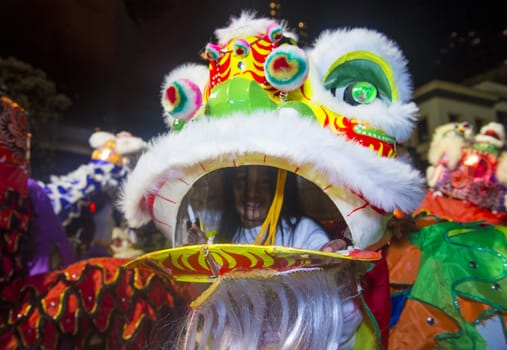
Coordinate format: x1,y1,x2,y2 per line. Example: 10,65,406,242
121,11,426,349
187,165,347,252
1,10,504,350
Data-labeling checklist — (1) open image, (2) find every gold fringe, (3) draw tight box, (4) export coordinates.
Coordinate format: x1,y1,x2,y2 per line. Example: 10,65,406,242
189,265,354,309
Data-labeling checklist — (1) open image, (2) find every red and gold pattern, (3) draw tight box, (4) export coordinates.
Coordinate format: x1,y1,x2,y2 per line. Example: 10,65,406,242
204,32,397,159
0,258,189,350
0,96,30,170
207,34,280,97
292,82,397,158
0,162,31,290
0,96,190,349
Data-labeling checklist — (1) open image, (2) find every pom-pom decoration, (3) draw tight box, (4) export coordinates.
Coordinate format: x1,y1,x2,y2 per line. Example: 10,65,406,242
264,45,309,92
204,43,222,61
266,23,283,43
162,79,203,121
232,38,250,57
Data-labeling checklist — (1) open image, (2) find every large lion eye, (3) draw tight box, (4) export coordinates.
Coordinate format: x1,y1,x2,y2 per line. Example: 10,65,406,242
343,81,378,105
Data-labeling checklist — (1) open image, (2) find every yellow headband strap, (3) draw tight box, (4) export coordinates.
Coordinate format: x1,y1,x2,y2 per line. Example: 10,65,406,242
254,169,287,245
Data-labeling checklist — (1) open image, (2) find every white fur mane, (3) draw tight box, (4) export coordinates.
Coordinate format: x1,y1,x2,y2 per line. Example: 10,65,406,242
214,11,296,45
121,109,425,227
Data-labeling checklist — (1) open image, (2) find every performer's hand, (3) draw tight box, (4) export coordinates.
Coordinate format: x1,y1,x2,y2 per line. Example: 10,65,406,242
187,224,207,244
321,239,347,252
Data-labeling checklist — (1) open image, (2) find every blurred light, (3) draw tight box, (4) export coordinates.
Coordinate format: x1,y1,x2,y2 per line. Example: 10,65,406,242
270,2,276,8
470,38,480,45
502,28,507,36
464,154,480,166
298,21,305,29
97,148,111,160
270,9,276,16
89,201,96,214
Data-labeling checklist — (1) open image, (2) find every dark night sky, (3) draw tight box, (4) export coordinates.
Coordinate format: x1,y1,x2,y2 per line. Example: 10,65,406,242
1,0,506,142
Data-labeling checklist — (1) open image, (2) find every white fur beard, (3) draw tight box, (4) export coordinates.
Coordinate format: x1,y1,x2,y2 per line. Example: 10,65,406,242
179,266,364,350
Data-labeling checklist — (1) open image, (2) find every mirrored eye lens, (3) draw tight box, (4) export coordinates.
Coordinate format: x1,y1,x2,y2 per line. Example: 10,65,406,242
351,82,377,104
343,81,378,105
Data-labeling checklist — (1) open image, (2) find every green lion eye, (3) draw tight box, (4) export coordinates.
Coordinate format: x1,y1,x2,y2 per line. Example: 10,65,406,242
344,81,378,105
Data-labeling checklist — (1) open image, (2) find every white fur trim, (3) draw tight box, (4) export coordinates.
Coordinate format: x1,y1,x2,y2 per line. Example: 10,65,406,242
121,109,425,229
474,134,504,148
496,152,507,185
160,64,209,127
115,135,147,155
427,122,476,166
89,131,115,149
214,11,297,45
307,65,418,142
309,28,413,104
475,122,506,148
160,64,209,93
479,122,505,140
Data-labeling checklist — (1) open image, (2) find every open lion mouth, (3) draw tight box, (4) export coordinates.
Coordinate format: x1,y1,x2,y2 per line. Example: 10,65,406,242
484,129,501,141
121,110,425,251
175,165,349,248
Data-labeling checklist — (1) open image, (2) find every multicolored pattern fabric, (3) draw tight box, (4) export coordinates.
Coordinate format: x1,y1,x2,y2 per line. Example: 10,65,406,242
0,96,30,170
0,163,31,289
41,160,128,226
388,221,507,349
432,148,507,213
0,258,189,350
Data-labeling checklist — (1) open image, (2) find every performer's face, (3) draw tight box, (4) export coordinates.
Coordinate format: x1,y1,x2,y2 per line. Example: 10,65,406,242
233,166,274,228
